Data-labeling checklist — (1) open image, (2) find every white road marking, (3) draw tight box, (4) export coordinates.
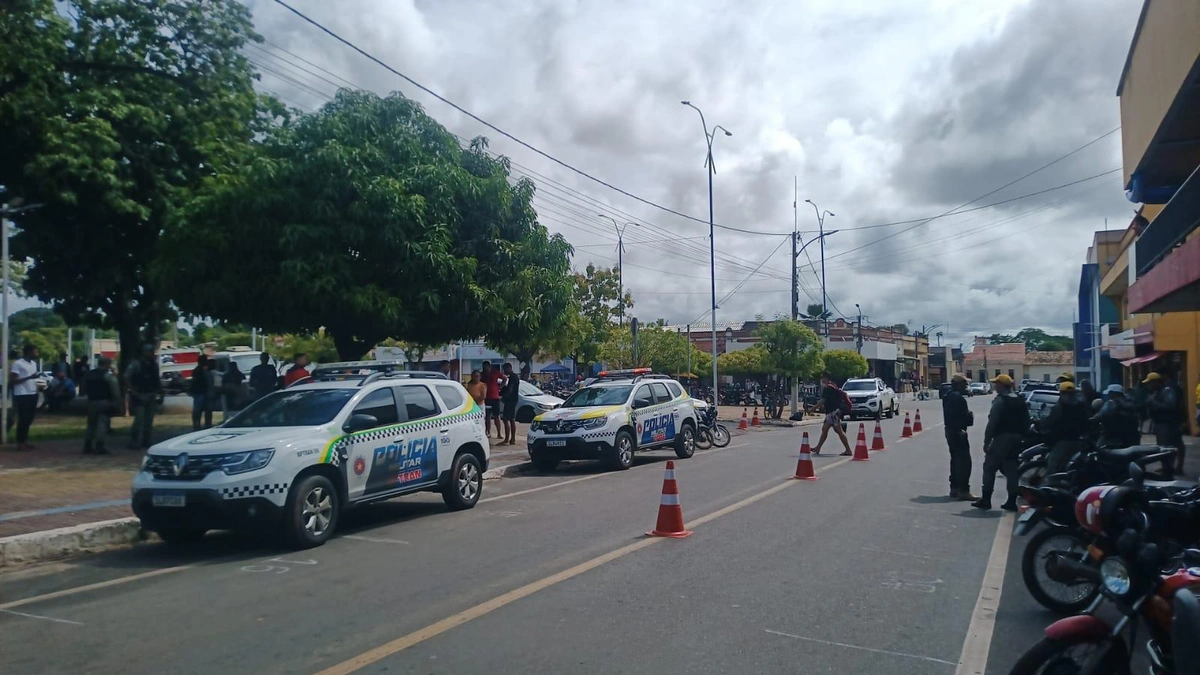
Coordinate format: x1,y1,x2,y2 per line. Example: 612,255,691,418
0,565,191,611
344,535,410,545
862,545,958,562
0,608,84,626
954,510,1015,675
765,629,956,666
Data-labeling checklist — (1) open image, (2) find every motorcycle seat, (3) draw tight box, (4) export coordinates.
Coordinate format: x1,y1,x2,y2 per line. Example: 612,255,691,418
1098,445,1169,462
1144,479,1197,494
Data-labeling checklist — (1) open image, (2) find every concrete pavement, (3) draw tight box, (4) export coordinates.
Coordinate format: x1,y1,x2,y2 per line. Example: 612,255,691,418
0,396,1051,674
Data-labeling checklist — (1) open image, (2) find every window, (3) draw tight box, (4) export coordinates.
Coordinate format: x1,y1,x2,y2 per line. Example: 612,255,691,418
632,385,655,409
563,385,632,407
665,381,683,398
650,382,672,403
1043,373,1051,382
1008,369,1015,379
995,369,1001,377
435,385,465,410
518,381,543,396
225,389,355,428
398,385,440,421
352,388,399,427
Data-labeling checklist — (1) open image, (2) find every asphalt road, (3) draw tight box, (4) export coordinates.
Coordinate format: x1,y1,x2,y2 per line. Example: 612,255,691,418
1,395,1066,674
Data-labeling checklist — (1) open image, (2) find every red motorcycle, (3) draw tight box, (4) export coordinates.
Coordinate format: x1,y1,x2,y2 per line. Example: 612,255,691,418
1010,465,1200,674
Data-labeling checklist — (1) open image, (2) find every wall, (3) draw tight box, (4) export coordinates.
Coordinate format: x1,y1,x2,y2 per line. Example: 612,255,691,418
1026,364,1070,383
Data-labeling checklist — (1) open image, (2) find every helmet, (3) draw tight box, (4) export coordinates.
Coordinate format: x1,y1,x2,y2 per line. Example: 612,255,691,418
1091,398,1104,412
1075,485,1118,535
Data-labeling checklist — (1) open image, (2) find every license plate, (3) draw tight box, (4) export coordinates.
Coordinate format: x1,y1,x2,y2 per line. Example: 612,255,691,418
152,492,186,508
546,439,566,447
1017,510,1035,524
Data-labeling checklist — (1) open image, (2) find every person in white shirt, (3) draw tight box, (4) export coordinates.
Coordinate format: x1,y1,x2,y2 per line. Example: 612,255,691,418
9,344,41,450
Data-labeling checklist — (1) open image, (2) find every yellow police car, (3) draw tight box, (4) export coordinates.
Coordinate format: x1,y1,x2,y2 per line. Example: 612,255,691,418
526,369,698,471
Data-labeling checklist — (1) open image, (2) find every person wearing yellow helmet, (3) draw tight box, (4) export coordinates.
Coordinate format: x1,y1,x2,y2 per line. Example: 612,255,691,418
1039,379,1089,474
973,374,1029,511
1144,371,1185,473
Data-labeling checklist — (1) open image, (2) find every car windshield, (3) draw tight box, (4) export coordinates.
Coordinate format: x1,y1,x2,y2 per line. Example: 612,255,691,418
223,389,355,428
519,381,543,396
843,381,876,391
562,385,632,407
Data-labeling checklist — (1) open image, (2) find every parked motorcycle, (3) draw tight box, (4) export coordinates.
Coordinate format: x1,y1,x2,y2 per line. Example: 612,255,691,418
1010,464,1200,674
693,400,730,450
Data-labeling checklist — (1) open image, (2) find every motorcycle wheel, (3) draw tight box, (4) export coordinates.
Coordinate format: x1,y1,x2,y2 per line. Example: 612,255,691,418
1009,636,1124,675
1021,527,1101,615
710,425,731,448
695,429,713,450
1018,459,1048,490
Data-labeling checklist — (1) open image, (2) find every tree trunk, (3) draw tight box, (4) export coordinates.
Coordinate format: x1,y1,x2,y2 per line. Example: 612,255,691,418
515,348,535,380
332,332,370,362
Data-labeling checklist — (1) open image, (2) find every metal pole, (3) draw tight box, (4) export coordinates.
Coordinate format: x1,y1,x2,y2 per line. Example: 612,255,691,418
790,178,798,417
1,213,8,446
819,210,827,340
856,304,863,354
686,323,691,383
708,155,718,405
617,230,624,327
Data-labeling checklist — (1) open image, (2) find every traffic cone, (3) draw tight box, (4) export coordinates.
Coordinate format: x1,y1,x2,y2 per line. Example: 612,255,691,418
751,406,761,427
853,423,870,461
871,419,886,451
793,432,818,480
913,408,924,433
738,408,748,431
647,461,693,538
902,412,913,438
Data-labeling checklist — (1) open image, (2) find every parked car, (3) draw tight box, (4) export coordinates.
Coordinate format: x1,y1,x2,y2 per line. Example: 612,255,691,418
842,377,898,419
938,382,953,399
1026,390,1059,421
968,382,990,396
515,380,564,423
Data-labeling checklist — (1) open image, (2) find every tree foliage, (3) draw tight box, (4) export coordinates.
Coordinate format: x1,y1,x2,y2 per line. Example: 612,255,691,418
598,324,707,375
160,91,573,360
822,349,868,383
717,345,771,376
987,328,1073,352
754,319,824,379
0,0,268,370
545,263,634,374
804,304,832,321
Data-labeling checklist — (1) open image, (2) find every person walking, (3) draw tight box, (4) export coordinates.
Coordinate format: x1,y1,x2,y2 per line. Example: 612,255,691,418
973,374,1028,511
8,344,41,451
221,360,245,418
249,352,277,401
482,361,503,440
82,357,121,454
189,355,215,431
1040,380,1089,474
811,371,853,457
1144,372,1185,474
283,353,311,387
500,363,520,445
942,374,976,500
1090,384,1140,449
124,343,161,451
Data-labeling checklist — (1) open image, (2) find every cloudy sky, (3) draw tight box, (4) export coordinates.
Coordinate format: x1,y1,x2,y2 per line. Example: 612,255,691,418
242,0,1143,348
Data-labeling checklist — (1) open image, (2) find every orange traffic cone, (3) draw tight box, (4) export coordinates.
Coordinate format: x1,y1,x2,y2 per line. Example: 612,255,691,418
647,461,692,538
853,423,870,461
901,412,913,438
751,406,761,427
738,408,749,431
793,432,818,480
871,419,887,451
913,408,924,433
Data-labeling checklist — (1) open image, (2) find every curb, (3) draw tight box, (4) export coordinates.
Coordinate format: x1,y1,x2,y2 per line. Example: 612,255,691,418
483,461,534,480
0,517,148,567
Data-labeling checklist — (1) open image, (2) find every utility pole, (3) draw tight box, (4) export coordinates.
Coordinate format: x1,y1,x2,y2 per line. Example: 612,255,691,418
790,179,799,417
1,211,9,447
685,324,691,382
804,200,835,339
597,215,636,326
855,304,863,355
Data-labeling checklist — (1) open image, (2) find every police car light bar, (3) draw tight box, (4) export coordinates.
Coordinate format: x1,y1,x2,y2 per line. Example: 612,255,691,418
596,368,652,377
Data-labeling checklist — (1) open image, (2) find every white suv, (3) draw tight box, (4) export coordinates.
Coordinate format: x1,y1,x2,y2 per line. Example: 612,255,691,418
132,368,487,548
842,377,898,420
526,369,698,472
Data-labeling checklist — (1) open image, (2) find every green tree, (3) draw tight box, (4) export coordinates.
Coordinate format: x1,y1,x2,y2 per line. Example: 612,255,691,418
265,332,339,364
755,319,824,380
161,91,572,360
717,345,771,376
598,324,704,374
822,349,868,383
548,264,633,374
0,0,268,372
804,304,832,321
8,308,88,359
988,328,1073,352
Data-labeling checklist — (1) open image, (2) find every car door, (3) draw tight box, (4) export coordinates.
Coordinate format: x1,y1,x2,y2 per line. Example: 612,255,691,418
631,384,660,447
650,382,678,443
390,384,444,491
345,387,403,501
433,383,472,468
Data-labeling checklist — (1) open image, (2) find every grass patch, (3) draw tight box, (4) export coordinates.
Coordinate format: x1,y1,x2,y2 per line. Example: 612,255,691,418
25,412,199,443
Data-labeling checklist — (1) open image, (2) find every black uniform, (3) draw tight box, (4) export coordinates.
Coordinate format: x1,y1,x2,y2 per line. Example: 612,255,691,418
942,386,973,496
979,392,1030,507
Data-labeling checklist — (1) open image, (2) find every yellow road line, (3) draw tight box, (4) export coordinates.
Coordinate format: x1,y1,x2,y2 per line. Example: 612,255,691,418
0,565,191,611
315,451,852,674
954,510,1015,674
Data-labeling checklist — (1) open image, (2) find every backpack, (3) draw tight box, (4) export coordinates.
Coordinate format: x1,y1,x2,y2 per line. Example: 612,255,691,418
837,388,852,416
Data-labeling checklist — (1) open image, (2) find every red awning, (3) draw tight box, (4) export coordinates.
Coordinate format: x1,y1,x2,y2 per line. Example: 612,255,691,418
1120,351,1164,367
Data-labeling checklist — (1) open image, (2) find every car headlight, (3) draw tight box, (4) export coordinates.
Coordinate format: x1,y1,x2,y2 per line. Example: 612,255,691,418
582,417,607,430
530,421,543,432
140,453,151,470
220,449,275,475
1101,557,1131,596
535,402,557,411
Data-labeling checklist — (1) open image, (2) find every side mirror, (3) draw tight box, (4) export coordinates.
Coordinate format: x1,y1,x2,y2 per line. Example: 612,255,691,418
343,413,379,434
1129,461,1145,491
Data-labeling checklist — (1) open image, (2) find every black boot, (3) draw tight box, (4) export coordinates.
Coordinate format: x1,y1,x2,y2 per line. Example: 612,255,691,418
1000,499,1018,512
972,492,992,510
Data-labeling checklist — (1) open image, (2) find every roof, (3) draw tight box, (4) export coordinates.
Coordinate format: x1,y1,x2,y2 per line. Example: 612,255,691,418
1116,0,1153,96
1024,350,1076,366
963,343,1026,364
661,321,747,333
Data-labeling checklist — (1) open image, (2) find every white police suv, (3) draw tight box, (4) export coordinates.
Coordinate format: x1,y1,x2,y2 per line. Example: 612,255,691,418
526,369,697,472
132,364,487,548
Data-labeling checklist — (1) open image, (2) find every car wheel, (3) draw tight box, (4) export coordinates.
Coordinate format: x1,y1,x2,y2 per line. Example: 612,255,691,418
674,424,696,459
607,430,634,470
515,406,534,424
156,527,206,545
442,452,483,511
530,450,560,472
283,474,339,549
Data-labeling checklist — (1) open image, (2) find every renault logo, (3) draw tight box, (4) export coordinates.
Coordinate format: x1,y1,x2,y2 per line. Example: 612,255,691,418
173,453,189,477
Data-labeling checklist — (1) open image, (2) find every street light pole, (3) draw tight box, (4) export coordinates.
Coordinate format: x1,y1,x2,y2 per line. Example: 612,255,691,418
789,229,837,416
1,199,42,447
682,100,731,405
855,303,863,355
597,214,637,326
804,200,834,340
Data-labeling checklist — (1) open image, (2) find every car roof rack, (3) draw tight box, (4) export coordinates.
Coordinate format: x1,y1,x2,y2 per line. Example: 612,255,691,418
593,368,672,384
292,361,449,388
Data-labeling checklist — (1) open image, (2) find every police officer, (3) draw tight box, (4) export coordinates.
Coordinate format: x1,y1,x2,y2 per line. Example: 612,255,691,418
83,357,121,455
1144,372,1185,474
973,374,1029,511
124,343,161,451
1090,384,1140,449
942,374,976,501
1041,379,1089,474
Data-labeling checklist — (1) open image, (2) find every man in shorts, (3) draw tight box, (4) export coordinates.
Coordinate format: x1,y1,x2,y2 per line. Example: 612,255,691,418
812,371,852,456
500,362,520,445
481,361,503,440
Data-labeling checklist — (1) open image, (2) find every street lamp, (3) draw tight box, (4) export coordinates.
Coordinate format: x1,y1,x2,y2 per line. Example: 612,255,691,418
804,199,835,339
597,214,637,326
788,229,838,416
681,100,732,404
